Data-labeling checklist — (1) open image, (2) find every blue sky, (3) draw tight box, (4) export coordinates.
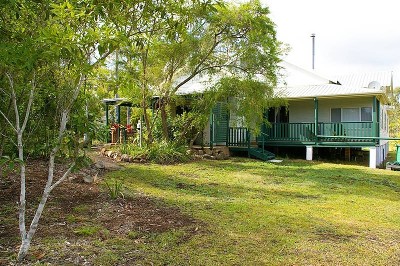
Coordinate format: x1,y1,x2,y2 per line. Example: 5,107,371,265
260,0,400,84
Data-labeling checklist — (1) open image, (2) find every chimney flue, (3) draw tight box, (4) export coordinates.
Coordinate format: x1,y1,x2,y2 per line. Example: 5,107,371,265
311,33,315,70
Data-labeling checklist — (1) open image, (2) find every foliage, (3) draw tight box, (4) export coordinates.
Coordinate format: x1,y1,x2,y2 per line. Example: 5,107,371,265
0,0,164,261
170,93,216,145
213,77,286,134
114,0,285,143
117,141,192,164
147,141,191,164
0,155,23,178
389,87,400,146
118,143,144,157
0,0,285,261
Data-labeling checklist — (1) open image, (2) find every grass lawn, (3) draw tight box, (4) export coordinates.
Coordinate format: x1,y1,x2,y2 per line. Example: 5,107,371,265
103,158,400,265
2,157,400,265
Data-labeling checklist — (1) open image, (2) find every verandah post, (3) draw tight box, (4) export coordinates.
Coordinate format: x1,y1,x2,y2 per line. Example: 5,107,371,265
105,104,110,143
226,106,230,146
372,96,377,143
247,130,251,157
314,97,318,144
210,112,214,149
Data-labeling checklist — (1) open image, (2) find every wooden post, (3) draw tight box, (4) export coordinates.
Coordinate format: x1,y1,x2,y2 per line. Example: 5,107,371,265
116,104,121,143
247,130,251,157
105,104,110,143
226,107,230,147
314,97,318,144
345,148,351,161
210,112,214,149
376,98,380,140
372,96,377,143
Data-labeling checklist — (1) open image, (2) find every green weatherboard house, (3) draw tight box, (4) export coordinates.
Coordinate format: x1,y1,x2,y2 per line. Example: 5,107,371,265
177,61,394,169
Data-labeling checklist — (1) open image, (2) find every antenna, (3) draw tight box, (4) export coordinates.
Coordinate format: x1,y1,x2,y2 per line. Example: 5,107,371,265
311,33,315,70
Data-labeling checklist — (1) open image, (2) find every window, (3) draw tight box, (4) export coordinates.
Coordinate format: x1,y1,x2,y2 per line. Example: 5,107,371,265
331,107,373,122
331,108,341,122
361,107,372,121
342,108,359,122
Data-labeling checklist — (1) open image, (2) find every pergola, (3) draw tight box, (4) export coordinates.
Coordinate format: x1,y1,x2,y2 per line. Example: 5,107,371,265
102,97,135,143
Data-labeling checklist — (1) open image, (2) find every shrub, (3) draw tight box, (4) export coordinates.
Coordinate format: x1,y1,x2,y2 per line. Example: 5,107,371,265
147,141,191,164
115,141,192,164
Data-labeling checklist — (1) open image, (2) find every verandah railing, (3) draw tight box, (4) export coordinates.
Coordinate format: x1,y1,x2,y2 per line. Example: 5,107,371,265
265,122,375,142
319,122,374,138
227,122,376,145
265,122,316,142
228,127,249,146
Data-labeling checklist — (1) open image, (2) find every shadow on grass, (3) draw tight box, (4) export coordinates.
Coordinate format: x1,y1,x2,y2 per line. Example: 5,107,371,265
102,160,400,265
107,159,400,206
198,159,400,198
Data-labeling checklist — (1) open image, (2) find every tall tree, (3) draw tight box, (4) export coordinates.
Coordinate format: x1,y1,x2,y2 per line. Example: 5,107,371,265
0,0,154,260
118,0,285,142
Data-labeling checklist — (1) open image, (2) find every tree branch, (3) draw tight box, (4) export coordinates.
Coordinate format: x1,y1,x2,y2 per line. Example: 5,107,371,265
7,73,21,133
0,132,17,147
0,87,11,97
21,74,36,133
0,109,17,133
49,162,76,192
173,36,222,93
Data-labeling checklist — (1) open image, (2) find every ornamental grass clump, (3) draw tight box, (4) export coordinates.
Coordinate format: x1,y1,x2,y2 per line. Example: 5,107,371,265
147,141,191,164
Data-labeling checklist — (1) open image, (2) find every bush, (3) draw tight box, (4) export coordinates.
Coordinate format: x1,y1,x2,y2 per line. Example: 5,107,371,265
147,141,191,164
115,141,192,164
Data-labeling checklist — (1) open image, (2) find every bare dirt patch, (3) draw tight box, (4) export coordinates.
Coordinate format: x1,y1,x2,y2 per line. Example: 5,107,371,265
0,158,200,265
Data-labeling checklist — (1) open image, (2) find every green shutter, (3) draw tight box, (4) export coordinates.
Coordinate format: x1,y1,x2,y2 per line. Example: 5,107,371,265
212,102,229,143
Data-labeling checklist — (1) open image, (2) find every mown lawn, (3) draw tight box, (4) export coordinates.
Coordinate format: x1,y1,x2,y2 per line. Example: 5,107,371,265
104,158,400,265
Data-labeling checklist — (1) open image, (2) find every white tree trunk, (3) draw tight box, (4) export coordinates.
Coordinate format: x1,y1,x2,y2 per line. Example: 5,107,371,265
13,74,84,262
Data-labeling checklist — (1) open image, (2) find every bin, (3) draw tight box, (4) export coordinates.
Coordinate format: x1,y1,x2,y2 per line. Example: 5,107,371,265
397,145,400,162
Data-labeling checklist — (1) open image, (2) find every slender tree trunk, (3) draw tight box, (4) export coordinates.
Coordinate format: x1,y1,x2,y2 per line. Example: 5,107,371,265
16,75,83,262
189,131,200,148
160,99,169,141
141,45,153,145
17,133,27,245
142,96,153,144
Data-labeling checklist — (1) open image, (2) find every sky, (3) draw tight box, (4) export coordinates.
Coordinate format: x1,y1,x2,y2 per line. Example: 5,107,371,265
260,0,400,84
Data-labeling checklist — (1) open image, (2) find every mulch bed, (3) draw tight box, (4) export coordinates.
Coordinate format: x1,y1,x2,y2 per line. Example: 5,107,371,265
0,159,200,265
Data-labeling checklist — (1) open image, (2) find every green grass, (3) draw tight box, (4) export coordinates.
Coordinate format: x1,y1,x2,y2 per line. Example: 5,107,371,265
73,225,103,236
105,158,400,265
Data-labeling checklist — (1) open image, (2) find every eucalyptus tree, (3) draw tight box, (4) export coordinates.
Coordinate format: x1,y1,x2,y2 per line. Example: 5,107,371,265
163,0,286,137
120,0,285,142
111,0,190,143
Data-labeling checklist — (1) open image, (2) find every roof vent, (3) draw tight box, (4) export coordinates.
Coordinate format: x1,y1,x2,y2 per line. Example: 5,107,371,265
368,81,381,89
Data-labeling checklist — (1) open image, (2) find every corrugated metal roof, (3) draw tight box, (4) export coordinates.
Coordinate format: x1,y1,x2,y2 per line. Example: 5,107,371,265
279,84,384,99
334,71,392,88
175,63,393,98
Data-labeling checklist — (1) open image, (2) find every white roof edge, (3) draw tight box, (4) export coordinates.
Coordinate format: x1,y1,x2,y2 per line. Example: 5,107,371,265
278,83,386,99
285,91,384,100
281,60,335,83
